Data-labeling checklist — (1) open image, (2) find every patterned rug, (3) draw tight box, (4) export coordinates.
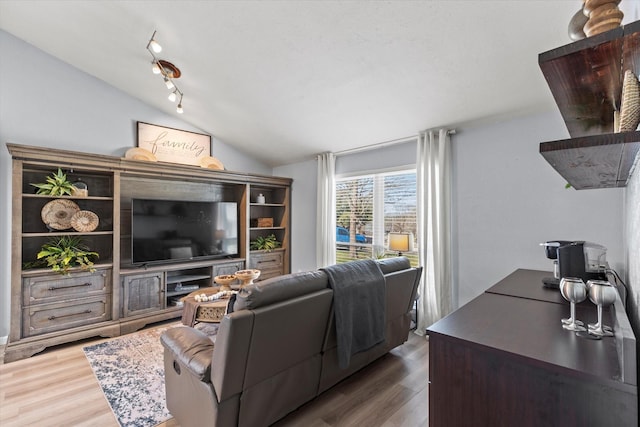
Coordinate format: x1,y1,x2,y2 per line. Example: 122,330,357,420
83,323,219,427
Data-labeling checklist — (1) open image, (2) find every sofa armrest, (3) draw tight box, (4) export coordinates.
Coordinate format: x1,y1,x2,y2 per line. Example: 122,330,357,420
160,326,214,381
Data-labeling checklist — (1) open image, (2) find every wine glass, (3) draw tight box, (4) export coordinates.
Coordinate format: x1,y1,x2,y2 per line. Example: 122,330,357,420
587,280,616,337
559,277,587,331
585,279,612,333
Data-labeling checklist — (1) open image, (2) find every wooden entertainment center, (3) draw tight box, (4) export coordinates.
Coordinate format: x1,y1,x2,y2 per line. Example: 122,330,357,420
5,143,291,362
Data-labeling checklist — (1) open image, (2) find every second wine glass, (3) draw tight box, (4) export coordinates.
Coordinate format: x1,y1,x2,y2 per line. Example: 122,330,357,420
560,277,587,332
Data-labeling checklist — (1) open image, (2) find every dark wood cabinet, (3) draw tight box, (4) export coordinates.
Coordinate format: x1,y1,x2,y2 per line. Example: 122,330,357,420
427,269,638,426
539,20,640,189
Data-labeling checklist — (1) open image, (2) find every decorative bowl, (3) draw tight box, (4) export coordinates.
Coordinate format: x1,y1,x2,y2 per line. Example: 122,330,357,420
235,269,261,287
214,274,237,292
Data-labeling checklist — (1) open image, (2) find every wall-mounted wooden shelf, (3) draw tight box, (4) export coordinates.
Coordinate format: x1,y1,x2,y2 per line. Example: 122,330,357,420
539,20,640,189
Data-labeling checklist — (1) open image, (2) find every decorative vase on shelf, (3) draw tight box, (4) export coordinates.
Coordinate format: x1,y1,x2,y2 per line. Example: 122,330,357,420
72,178,88,197
256,193,265,204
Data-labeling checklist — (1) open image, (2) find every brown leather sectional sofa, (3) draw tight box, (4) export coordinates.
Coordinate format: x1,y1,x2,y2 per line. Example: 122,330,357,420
160,257,422,427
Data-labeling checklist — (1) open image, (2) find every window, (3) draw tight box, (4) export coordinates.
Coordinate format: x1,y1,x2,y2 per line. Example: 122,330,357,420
335,169,417,265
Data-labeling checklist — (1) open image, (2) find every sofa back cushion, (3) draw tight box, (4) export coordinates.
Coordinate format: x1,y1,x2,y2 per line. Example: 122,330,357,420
234,270,328,311
377,256,411,274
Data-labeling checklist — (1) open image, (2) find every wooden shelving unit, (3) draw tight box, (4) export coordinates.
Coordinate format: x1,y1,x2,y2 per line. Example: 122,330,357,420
5,142,291,362
539,20,640,189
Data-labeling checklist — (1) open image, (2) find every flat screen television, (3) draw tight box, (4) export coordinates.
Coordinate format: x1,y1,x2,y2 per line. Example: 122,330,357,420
131,198,238,265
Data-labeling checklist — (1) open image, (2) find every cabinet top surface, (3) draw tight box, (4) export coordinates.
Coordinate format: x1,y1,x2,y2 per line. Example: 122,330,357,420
427,269,634,390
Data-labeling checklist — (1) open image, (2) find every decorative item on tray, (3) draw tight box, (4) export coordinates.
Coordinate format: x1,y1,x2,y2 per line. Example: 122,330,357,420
70,210,99,232
40,199,80,230
192,290,236,302
214,274,237,292
235,269,261,287
124,147,158,162
199,155,224,170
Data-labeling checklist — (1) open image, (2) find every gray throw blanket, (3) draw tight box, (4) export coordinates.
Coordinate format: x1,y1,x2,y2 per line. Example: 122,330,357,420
321,259,386,369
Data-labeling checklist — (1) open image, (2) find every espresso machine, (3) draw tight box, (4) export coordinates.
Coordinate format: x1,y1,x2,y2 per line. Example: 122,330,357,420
540,240,607,288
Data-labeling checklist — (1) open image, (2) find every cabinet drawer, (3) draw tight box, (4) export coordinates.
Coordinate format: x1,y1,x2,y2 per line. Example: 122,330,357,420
22,295,112,337
249,252,283,269
213,261,245,277
23,270,111,306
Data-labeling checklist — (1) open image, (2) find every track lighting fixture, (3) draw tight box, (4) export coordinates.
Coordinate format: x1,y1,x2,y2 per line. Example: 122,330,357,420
146,30,185,114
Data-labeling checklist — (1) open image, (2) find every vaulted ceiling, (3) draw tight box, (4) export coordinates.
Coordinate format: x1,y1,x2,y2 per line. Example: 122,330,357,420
1,1,637,166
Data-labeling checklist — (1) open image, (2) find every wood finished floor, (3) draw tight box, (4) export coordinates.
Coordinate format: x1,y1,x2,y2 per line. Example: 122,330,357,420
0,323,429,426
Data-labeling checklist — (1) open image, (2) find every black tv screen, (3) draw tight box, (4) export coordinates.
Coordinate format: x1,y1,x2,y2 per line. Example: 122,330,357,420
131,198,238,265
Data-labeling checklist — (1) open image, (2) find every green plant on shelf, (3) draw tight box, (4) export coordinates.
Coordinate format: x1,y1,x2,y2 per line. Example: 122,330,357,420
250,234,281,252
30,168,75,196
34,235,99,275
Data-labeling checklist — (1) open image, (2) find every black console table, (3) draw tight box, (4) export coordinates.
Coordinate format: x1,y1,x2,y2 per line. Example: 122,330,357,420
427,269,638,427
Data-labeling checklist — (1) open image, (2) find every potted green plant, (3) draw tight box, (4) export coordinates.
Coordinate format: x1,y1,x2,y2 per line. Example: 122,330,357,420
250,233,281,252
30,168,76,196
36,235,99,275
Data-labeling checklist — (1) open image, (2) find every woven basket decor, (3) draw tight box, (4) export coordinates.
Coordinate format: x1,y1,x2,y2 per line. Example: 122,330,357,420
41,199,80,230
619,70,640,132
70,210,99,232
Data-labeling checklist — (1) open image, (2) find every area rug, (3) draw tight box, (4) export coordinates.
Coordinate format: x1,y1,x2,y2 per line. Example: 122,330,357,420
83,323,219,427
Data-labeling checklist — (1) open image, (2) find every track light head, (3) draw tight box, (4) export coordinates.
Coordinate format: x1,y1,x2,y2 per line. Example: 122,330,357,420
177,94,184,113
164,77,174,90
147,30,162,53
168,90,177,102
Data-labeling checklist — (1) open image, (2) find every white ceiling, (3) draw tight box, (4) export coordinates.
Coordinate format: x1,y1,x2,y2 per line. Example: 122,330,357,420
1,1,638,167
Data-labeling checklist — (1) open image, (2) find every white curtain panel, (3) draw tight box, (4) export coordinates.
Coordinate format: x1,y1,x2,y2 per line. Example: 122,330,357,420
316,152,336,268
415,129,453,335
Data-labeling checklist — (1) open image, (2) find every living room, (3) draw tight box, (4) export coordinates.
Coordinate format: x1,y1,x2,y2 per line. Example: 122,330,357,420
0,1,639,426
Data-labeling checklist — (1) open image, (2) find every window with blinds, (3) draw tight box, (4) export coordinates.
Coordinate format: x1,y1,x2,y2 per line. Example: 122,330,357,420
335,169,417,265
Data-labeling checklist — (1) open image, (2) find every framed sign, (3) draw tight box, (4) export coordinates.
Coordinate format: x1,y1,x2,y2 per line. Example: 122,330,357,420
136,121,211,166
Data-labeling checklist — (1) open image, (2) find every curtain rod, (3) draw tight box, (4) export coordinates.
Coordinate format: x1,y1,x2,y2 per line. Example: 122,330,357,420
334,129,456,157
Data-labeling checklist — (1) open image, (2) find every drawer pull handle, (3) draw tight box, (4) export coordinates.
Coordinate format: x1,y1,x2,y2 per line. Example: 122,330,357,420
48,282,92,291
48,309,92,320
257,259,277,264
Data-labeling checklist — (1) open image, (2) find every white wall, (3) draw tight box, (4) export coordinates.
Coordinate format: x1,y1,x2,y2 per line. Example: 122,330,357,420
274,159,318,273
0,31,271,337
276,110,626,312
624,156,639,334
453,111,624,306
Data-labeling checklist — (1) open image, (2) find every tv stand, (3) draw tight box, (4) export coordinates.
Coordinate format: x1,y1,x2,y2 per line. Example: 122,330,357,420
119,258,244,334
5,143,291,362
